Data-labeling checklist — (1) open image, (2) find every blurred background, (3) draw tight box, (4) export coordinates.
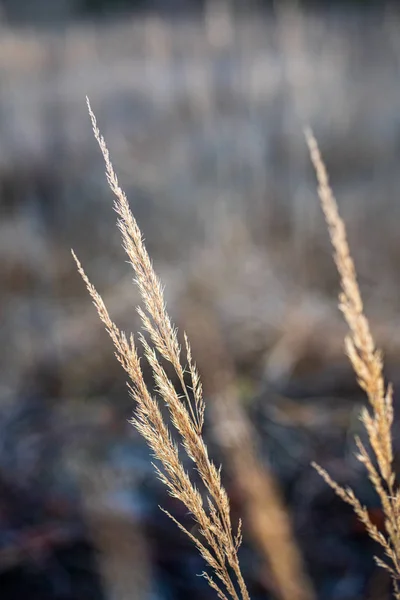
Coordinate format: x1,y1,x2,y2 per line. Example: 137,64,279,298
1,1,400,599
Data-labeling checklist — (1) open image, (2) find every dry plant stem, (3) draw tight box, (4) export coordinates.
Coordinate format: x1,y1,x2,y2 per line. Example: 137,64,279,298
305,128,400,592
72,99,250,600
182,300,316,600
79,468,151,600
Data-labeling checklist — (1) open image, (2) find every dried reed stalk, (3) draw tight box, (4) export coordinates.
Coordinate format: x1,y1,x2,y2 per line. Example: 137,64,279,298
306,129,400,597
80,468,151,600
181,299,315,600
73,99,250,600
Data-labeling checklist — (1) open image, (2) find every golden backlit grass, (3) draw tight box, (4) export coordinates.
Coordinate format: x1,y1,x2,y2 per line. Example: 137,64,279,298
74,97,400,599
306,129,400,597
73,99,249,600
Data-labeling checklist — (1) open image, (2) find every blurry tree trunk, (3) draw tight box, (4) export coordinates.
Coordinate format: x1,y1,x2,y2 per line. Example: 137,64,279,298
181,300,315,600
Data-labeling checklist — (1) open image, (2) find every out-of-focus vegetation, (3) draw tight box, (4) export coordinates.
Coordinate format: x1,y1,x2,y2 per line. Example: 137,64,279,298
0,0,392,25
1,3,400,600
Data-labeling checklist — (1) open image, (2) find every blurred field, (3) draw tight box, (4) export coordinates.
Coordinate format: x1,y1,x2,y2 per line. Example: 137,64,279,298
1,5,400,600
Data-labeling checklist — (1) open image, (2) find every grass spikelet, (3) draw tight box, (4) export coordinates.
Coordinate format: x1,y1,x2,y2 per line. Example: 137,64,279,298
73,99,250,600
306,128,400,594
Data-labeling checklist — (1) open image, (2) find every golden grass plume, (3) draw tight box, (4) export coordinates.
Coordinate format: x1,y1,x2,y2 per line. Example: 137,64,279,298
306,128,400,596
72,98,249,600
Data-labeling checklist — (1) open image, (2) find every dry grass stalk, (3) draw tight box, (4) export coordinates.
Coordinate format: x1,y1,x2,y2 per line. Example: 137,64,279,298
305,129,400,596
72,98,250,600
181,299,315,600
78,467,151,600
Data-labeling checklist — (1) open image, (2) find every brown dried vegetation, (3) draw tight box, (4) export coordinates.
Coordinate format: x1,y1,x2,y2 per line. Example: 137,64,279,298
74,101,400,600
73,99,249,600
306,129,400,598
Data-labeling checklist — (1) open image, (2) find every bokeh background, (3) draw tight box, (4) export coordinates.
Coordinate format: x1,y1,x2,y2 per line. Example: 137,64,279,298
1,1,400,599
